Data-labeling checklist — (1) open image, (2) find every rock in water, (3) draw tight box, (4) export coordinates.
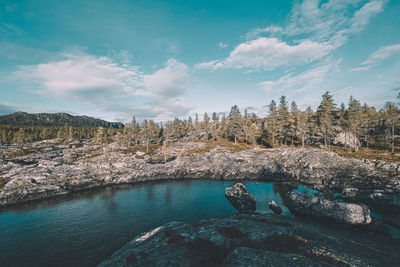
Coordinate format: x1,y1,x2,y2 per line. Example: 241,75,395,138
268,200,283,214
225,183,256,213
286,192,371,225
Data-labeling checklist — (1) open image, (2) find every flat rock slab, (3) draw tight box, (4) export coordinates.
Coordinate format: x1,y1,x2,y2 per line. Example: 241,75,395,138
99,213,400,266
286,192,372,225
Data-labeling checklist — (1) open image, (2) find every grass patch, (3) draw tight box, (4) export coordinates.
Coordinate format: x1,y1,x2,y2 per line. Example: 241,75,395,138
183,138,253,157
119,144,161,159
327,146,400,163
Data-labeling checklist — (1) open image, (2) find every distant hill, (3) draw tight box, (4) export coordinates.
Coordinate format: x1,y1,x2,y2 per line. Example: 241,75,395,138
0,112,124,128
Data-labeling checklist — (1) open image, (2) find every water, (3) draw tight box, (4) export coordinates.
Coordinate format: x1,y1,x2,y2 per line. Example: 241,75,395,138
0,180,292,267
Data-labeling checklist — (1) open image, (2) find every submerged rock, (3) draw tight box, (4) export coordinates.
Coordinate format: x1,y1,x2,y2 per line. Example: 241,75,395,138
268,200,283,214
286,192,372,225
225,183,256,213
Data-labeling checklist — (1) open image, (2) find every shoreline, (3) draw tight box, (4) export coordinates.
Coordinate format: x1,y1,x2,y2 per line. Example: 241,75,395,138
1,140,399,213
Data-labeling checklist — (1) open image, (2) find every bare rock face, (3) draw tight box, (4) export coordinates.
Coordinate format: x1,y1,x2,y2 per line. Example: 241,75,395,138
268,200,283,214
286,192,371,225
225,183,256,213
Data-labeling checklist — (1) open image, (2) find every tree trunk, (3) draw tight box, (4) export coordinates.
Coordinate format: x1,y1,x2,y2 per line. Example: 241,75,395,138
234,135,237,144
353,129,357,153
302,133,304,148
392,124,395,153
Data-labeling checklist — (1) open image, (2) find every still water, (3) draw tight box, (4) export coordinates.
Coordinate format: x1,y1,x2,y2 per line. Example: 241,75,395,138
0,180,296,267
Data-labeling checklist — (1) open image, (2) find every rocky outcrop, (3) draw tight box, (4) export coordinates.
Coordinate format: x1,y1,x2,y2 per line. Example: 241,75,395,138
268,200,283,214
286,192,372,225
225,183,256,213
99,213,400,266
0,140,399,211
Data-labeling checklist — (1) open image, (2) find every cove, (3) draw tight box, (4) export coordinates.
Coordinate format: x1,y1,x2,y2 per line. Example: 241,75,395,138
0,180,297,267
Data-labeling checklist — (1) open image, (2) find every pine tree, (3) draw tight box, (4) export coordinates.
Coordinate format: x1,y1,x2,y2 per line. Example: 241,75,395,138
317,91,336,149
267,100,279,146
384,102,399,152
219,115,227,138
297,111,307,148
140,120,150,151
360,104,377,149
289,101,299,147
202,112,210,132
249,122,259,147
211,112,219,138
243,109,251,144
227,105,242,143
345,96,362,152
278,96,290,145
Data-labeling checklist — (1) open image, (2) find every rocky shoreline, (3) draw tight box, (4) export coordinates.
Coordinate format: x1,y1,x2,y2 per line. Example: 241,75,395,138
1,139,399,214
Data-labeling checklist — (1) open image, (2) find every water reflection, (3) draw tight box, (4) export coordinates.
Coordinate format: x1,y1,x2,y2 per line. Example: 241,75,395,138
165,184,172,204
146,183,154,201
273,182,297,205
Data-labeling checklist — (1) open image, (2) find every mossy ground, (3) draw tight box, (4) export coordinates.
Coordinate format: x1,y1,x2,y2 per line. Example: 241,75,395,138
0,176,6,188
326,146,400,163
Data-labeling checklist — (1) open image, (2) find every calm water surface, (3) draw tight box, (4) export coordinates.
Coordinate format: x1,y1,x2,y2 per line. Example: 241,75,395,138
0,180,297,267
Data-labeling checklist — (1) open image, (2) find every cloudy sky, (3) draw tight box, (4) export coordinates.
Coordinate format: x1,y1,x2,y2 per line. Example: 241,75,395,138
0,0,399,122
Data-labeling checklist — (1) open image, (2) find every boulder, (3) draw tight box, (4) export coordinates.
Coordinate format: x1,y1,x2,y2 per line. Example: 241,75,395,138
225,183,256,213
286,192,371,225
268,200,283,214
333,132,360,149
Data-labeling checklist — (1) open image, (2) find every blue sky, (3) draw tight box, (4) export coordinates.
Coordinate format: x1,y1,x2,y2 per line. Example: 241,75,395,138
0,0,399,122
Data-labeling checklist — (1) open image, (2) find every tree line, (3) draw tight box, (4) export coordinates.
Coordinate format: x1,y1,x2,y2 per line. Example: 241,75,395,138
1,91,399,152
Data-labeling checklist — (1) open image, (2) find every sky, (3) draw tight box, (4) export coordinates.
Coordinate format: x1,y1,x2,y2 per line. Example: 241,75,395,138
0,0,399,122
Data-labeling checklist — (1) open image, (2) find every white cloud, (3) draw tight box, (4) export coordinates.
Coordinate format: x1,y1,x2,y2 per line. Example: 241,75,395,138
13,53,194,121
144,58,190,98
196,37,333,71
258,59,341,93
330,0,386,48
351,43,400,72
284,0,385,48
14,52,144,104
361,44,400,65
217,42,228,48
167,42,180,54
198,0,386,72
245,26,282,40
